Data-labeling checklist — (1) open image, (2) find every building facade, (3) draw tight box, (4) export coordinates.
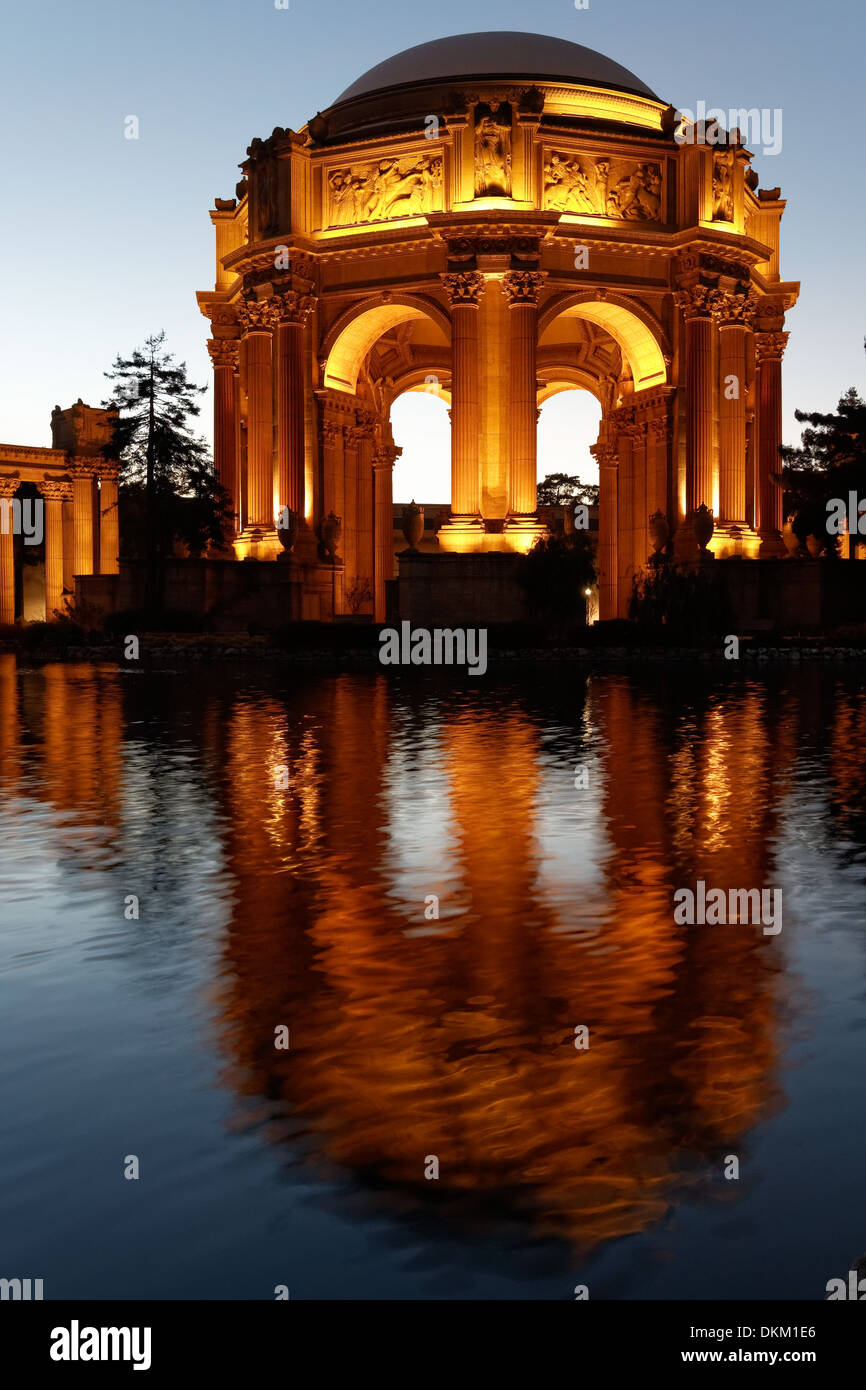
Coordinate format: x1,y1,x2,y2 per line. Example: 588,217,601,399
0,402,119,624
196,30,798,622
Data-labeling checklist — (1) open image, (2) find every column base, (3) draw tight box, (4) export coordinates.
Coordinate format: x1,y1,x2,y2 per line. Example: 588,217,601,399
709,523,762,559
233,527,282,562
436,514,486,554
757,530,786,559
502,512,548,554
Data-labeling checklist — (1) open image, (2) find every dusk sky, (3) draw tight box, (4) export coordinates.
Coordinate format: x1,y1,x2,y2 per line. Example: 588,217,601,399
3,0,863,499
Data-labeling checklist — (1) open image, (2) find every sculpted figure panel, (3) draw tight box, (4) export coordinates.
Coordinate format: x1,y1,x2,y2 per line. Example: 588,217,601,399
327,153,443,227
474,104,512,197
712,149,735,222
543,152,663,221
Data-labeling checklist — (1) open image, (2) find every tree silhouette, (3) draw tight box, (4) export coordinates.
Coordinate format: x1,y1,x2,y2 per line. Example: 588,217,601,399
103,331,232,613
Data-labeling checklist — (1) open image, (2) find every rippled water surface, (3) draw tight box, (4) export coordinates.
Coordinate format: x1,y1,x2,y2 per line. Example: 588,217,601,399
1,653,865,1299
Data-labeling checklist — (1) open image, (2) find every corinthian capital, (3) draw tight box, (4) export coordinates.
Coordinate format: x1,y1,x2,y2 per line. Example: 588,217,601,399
372,445,402,470
238,298,280,333
501,270,546,307
440,271,486,306
208,338,240,370
713,289,757,328
675,284,723,320
0,473,21,498
755,330,789,363
40,477,74,502
273,289,315,325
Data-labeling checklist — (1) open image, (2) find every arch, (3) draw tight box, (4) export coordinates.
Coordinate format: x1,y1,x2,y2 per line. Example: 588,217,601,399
322,294,451,394
536,362,606,406
539,291,668,393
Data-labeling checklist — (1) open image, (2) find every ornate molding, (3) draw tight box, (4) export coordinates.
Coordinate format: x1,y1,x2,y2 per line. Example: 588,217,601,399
591,442,618,469
501,270,547,306
40,478,74,502
68,459,98,481
238,298,280,333
755,330,789,363
202,303,240,332
647,415,672,443
207,338,240,370
713,289,757,327
675,284,723,321
272,289,315,325
372,445,402,470
440,270,486,306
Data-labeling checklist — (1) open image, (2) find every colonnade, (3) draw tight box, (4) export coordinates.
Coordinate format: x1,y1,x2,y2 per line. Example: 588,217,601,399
0,454,119,625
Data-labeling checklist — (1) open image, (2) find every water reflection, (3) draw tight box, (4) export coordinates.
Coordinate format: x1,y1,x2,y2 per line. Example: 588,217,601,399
3,655,866,1278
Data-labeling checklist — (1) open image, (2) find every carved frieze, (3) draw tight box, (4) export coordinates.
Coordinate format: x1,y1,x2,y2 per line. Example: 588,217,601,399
326,152,444,227
543,152,663,221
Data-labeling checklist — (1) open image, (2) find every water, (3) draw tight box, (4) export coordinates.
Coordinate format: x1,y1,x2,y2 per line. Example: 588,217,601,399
1,652,865,1299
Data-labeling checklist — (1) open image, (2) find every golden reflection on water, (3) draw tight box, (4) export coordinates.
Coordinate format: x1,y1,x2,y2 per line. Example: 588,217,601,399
6,656,866,1253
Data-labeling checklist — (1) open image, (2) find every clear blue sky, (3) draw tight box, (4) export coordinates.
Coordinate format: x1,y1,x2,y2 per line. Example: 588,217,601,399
2,0,863,500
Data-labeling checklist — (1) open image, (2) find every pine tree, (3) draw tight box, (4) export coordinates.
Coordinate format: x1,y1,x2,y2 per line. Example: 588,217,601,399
103,332,232,613
780,343,866,552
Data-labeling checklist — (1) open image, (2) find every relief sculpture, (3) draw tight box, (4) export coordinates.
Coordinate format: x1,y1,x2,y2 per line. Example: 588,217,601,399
543,152,662,221
474,103,512,197
328,153,443,226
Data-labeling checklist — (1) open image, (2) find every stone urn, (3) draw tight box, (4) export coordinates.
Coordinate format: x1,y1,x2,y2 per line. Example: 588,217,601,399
320,511,342,561
401,499,424,550
781,516,802,557
648,510,669,555
693,503,715,551
276,506,299,555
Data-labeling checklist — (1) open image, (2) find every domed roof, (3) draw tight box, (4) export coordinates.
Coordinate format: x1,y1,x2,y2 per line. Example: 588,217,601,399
333,31,659,106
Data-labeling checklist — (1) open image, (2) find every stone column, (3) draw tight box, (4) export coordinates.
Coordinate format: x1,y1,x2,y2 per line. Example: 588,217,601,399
42,479,72,617
502,270,545,519
677,286,717,518
274,291,313,520
373,445,401,624
439,272,484,543
755,330,789,552
98,464,120,574
70,462,96,576
715,294,753,526
593,441,618,622
0,477,18,625
646,411,672,526
207,337,239,528
239,300,277,536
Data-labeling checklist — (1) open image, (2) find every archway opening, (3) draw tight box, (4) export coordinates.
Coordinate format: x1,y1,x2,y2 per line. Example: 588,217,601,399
537,388,602,491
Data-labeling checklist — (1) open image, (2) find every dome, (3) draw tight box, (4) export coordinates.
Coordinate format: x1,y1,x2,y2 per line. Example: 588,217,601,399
333,31,659,107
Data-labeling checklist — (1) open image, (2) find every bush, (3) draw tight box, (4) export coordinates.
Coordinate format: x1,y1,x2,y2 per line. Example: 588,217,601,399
629,562,732,640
